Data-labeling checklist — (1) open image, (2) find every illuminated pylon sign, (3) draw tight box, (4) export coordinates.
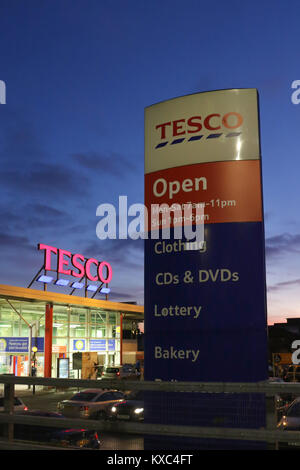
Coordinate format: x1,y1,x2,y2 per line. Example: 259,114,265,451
28,243,112,298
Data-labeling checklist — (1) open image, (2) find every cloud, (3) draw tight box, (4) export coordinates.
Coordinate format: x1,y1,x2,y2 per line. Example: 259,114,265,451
83,237,144,268
267,278,300,293
71,151,136,177
0,162,90,197
0,202,73,236
108,291,141,301
0,115,45,163
0,207,21,229
25,203,71,228
0,232,33,250
265,232,300,259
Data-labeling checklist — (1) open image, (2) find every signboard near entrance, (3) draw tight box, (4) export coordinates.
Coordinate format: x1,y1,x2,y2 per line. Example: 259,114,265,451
144,89,268,448
144,89,268,382
72,352,82,370
0,337,44,353
57,358,69,378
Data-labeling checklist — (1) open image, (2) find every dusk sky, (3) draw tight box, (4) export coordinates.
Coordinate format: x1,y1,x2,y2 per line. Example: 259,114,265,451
1,0,300,325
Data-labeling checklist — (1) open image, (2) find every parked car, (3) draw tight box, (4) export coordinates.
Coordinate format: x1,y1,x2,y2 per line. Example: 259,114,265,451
101,364,140,380
278,398,300,429
57,389,125,419
277,398,300,449
0,395,28,413
267,377,296,419
4,410,101,449
283,365,300,382
110,390,144,421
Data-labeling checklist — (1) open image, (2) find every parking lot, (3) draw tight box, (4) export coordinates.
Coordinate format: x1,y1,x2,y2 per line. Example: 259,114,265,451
2,385,144,450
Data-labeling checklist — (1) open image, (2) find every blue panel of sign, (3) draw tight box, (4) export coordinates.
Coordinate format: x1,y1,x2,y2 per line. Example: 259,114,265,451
144,224,267,449
144,222,268,382
90,339,106,351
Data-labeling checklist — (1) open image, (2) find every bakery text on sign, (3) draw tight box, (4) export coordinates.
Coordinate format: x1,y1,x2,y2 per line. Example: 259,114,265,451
38,243,113,283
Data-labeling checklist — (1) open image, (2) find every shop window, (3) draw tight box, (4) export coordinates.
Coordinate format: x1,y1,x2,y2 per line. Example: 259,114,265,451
12,321,20,336
53,323,68,337
71,325,86,337
20,323,29,336
96,328,105,338
108,312,117,324
90,326,106,338
0,322,13,336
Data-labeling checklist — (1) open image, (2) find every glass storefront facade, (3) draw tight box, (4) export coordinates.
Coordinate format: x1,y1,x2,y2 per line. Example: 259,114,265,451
0,296,122,378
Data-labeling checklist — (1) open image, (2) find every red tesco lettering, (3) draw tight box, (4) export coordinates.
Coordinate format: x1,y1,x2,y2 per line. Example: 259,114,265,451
155,112,243,139
38,244,112,283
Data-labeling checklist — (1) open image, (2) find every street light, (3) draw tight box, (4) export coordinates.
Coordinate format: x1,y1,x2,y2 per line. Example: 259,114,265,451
31,346,38,395
31,346,37,375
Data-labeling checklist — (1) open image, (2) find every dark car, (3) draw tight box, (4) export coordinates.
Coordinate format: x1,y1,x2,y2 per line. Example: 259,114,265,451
110,390,144,421
4,410,101,449
277,398,300,450
283,365,300,382
0,395,28,412
101,364,140,380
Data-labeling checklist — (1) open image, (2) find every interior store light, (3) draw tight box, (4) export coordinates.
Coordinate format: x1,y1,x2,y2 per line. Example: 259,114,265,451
100,287,110,294
87,285,98,292
71,282,84,289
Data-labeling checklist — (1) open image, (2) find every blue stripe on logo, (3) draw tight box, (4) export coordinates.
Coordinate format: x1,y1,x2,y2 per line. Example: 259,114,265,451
155,141,168,149
226,132,241,138
206,133,222,139
154,133,241,148
188,135,203,142
171,138,185,145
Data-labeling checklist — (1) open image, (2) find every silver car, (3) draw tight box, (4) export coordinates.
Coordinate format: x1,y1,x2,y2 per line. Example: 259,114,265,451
57,389,125,419
0,396,28,413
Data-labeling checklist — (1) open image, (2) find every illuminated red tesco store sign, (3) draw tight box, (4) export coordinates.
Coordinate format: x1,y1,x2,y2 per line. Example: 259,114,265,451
38,244,113,283
28,244,113,298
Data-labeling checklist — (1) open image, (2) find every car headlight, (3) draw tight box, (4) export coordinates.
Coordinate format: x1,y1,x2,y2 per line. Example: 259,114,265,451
111,406,117,413
134,408,144,414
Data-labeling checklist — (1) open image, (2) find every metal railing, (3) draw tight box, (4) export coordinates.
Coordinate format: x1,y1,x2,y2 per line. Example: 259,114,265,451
1,374,300,450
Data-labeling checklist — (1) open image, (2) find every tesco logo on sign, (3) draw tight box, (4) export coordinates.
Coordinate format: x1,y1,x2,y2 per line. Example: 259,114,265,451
38,243,113,284
154,112,243,149
156,113,243,138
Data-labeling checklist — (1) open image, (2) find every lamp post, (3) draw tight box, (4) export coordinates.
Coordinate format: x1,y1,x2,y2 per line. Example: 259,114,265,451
31,346,38,394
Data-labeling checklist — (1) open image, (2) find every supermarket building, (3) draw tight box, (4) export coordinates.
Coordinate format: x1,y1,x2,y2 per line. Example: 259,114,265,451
0,245,144,378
